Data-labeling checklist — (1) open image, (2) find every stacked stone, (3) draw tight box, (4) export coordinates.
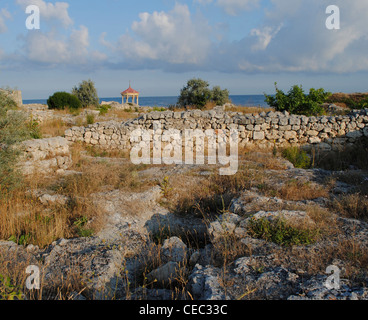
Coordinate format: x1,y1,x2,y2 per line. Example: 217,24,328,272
64,108,368,151
19,137,72,175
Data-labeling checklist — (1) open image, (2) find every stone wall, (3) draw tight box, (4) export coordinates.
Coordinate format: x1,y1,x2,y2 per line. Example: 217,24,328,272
64,107,368,153
19,137,72,175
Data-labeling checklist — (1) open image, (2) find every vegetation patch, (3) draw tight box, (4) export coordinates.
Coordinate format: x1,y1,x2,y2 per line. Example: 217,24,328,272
327,92,368,110
47,92,82,110
281,146,311,169
264,82,331,116
72,79,99,108
247,217,320,247
178,78,229,110
331,193,368,221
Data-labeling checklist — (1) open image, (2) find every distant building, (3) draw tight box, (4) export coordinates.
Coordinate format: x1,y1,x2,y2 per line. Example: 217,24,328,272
121,84,139,105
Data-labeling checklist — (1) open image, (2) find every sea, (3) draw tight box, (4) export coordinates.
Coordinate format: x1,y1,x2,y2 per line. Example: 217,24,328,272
23,95,270,108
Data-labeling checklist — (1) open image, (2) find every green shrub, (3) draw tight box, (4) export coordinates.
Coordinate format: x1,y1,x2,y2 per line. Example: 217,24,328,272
265,83,331,116
72,79,99,108
0,274,23,300
178,78,229,110
247,217,319,247
86,113,95,125
327,93,368,110
152,106,166,112
47,92,82,110
73,216,93,237
282,146,311,169
211,85,230,106
0,90,17,115
0,90,43,193
27,118,42,139
98,104,111,115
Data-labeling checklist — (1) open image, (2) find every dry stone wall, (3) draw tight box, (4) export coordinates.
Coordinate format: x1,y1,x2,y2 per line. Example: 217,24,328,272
64,107,368,152
19,137,72,175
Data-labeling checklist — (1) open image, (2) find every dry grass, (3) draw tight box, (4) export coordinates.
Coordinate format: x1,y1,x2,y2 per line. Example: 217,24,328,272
224,105,274,114
38,119,72,138
331,193,368,221
0,142,153,249
277,179,329,201
83,145,130,159
161,164,269,217
0,249,86,300
107,109,140,121
0,186,102,248
239,147,287,170
313,139,368,171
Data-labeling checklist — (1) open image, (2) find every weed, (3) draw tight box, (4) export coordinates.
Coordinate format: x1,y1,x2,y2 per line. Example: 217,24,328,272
0,274,23,300
247,217,320,247
86,113,95,125
159,176,172,198
73,216,93,238
281,146,311,169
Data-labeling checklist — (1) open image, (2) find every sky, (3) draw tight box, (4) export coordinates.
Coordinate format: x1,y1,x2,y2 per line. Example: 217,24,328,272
0,0,368,99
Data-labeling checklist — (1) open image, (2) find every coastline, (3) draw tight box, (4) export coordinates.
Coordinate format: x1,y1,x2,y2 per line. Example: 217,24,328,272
22,95,270,108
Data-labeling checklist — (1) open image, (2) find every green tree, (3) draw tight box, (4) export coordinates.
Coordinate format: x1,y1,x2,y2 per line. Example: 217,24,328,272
177,78,229,109
212,85,230,106
72,79,99,108
47,92,82,110
265,82,331,116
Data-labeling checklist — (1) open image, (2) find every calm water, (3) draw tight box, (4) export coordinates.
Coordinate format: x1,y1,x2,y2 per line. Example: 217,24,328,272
23,95,269,107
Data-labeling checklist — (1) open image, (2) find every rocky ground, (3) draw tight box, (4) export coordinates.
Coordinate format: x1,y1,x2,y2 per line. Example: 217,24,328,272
1,150,367,300
1,103,367,301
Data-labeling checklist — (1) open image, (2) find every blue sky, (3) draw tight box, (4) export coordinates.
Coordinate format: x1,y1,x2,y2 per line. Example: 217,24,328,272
1,0,368,99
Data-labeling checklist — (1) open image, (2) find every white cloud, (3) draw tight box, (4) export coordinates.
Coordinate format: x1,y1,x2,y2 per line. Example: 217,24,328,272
16,0,73,27
9,0,368,76
261,0,368,72
0,8,11,33
193,0,213,5
109,3,212,67
24,25,90,65
212,0,368,73
250,24,282,52
216,0,260,15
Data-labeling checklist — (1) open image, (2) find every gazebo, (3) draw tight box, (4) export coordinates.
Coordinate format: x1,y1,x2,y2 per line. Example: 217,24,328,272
121,84,139,105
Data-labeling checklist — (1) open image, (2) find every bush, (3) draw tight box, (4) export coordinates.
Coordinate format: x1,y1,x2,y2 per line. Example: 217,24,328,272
211,85,230,106
47,92,82,110
282,146,311,169
265,83,331,116
178,78,229,110
0,90,42,193
98,104,110,115
326,93,368,109
86,114,95,125
247,217,319,247
72,79,99,108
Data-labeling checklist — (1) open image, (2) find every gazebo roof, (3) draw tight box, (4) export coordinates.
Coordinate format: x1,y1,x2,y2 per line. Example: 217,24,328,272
121,85,139,95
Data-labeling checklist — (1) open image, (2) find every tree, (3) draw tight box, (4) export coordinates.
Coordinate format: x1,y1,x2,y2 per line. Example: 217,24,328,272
72,79,99,108
211,85,230,106
264,82,331,116
177,78,229,109
47,92,82,110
